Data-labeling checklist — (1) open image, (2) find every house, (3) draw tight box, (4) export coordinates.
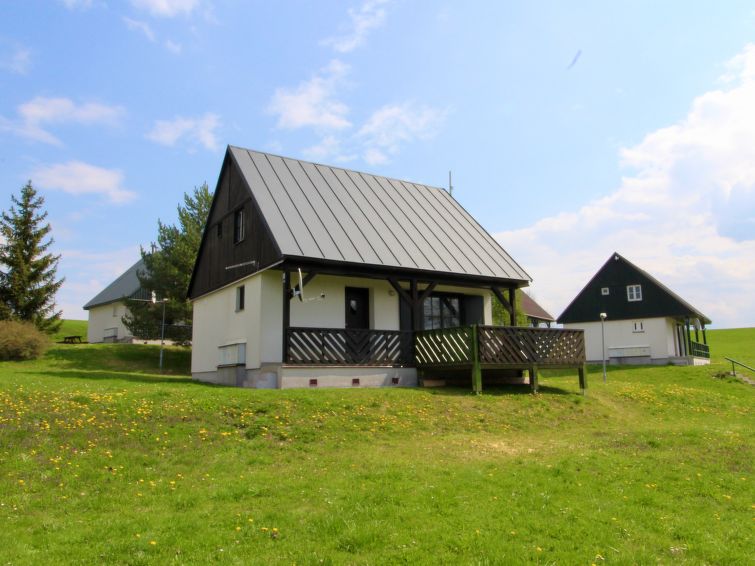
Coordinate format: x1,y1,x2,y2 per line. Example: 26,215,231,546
521,292,555,327
188,146,587,391
558,252,711,365
83,258,151,343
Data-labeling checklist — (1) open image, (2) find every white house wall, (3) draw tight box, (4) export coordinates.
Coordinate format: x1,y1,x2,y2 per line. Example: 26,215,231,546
87,302,131,343
564,316,675,362
191,269,496,385
191,273,262,375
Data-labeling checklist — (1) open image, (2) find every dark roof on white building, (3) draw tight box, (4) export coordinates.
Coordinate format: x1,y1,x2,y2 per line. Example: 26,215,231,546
558,252,711,325
229,146,530,281
83,258,147,310
189,146,532,299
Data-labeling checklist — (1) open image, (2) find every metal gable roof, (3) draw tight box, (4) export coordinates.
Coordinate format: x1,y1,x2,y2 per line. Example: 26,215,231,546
228,146,531,283
83,258,145,310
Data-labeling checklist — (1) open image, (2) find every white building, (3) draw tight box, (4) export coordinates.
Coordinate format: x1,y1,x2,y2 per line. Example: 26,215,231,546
83,259,148,343
188,146,587,391
558,253,711,366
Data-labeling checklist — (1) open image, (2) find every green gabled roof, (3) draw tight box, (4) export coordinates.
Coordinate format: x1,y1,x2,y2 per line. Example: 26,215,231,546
558,252,711,325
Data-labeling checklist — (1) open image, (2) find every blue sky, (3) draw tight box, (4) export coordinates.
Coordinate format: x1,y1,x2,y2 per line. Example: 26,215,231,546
1,1,754,327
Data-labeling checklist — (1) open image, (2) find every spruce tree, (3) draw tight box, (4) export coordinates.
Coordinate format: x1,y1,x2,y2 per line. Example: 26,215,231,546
123,183,212,340
0,181,64,333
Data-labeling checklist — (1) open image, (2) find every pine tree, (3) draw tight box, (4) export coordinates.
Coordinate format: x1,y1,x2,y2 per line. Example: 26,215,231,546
0,181,64,333
123,183,212,340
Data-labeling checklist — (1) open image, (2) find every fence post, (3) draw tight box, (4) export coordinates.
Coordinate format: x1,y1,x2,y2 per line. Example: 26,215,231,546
471,325,482,394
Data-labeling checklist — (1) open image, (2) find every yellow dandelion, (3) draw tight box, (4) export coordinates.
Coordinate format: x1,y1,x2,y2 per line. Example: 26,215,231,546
149,540,157,546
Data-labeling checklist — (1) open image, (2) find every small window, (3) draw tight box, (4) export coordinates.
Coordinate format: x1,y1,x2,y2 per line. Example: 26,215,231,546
218,342,246,365
601,287,610,296
216,222,222,238
633,321,644,333
233,209,245,243
235,285,245,311
627,284,642,302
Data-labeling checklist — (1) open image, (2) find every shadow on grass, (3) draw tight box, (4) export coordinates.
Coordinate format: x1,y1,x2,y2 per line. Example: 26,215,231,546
35,369,224,388
423,384,575,397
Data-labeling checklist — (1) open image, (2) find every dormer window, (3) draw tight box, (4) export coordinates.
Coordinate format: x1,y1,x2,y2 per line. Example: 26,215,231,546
627,284,642,302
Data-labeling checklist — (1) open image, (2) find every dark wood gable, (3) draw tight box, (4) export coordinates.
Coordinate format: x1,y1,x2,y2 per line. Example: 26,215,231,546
188,151,281,300
558,253,710,324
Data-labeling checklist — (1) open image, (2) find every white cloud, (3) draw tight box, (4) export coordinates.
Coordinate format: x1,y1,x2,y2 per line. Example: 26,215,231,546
321,0,389,54
164,39,182,54
123,17,156,42
130,0,199,18
0,44,31,74
146,112,220,151
59,0,93,9
268,60,351,131
0,96,124,145
495,44,755,329
32,161,137,204
357,102,447,163
56,246,141,320
302,135,356,163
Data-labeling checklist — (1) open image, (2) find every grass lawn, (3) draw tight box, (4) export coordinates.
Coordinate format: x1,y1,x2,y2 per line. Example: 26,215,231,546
0,324,752,564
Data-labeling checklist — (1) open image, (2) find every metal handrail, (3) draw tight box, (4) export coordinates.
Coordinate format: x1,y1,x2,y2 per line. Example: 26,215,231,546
725,357,754,375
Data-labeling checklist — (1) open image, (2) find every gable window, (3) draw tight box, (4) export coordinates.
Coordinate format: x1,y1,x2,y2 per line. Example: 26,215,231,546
233,209,245,244
423,294,460,330
235,285,245,312
627,284,642,302
633,320,644,333
216,222,222,238
601,287,610,296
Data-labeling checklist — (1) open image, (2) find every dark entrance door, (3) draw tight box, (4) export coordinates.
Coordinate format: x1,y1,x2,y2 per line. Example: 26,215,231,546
345,287,370,329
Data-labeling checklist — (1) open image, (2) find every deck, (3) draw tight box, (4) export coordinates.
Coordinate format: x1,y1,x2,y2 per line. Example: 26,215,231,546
286,325,587,393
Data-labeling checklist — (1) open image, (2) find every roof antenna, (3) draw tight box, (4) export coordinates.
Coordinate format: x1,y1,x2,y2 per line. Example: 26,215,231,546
448,171,453,196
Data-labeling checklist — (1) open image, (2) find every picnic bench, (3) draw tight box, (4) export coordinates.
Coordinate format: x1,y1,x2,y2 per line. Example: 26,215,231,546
62,335,82,344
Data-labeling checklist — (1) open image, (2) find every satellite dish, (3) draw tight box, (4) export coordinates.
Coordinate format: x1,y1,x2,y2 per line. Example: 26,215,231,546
296,268,304,302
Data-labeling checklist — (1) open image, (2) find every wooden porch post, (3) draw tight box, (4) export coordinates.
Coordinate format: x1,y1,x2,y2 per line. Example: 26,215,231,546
694,322,700,343
508,286,517,326
685,318,692,357
471,324,482,394
578,364,587,396
702,325,707,345
282,271,290,364
530,365,539,393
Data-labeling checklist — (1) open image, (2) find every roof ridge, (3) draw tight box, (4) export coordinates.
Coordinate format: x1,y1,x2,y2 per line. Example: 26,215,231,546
228,144,449,194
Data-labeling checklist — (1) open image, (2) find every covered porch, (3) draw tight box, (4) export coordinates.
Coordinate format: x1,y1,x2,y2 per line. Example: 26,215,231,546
284,324,587,394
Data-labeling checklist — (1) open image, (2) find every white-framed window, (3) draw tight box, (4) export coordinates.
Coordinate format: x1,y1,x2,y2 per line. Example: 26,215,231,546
632,320,644,333
235,285,245,312
219,342,246,366
627,284,642,302
601,287,610,296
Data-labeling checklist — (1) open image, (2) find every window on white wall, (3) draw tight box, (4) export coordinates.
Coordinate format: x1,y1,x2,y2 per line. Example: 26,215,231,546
627,284,642,302
236,285,245,312
633,321,644,333
219,343,246,366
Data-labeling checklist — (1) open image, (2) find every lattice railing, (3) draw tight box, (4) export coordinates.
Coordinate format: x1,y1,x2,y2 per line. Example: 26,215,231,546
414,326,473,366
415,325,585,367
477,326,585,365
689,340,710,359
286,327,413,366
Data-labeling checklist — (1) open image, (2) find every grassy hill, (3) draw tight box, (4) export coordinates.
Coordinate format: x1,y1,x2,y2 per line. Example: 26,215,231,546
0,324,751,564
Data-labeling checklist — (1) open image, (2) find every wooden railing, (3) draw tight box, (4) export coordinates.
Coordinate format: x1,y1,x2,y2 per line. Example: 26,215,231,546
414,326,473,366
689,340,710,359
286,327,413,366
477,326,586,366
415,325,586,368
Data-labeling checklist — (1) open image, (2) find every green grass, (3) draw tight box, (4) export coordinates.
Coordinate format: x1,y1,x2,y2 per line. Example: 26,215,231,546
0,327,752,564
52,319,88,342
707,327,755,367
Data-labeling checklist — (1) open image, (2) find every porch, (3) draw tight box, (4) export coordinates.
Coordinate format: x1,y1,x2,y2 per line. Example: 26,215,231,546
285,325,587,393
